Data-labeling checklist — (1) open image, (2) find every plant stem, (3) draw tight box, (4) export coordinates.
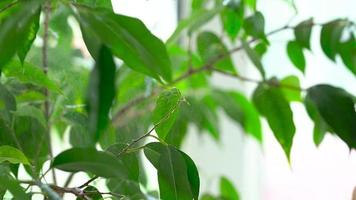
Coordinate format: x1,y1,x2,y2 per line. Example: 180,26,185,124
0,0,18,13
42,0,57,185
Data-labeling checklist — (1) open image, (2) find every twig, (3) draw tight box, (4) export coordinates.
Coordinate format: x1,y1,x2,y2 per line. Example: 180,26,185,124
0,0,18,13
63,173,75,188
78,176,98,189
42,0,57,185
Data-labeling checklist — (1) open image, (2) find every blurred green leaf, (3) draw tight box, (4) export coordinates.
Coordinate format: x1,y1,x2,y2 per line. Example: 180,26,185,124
14,105,47,128
0,171,30,200
294,18,313,50
107,178,146,200
243,11,266,40
338,34,356,75
0,0,42,69
0,145,29,165
220,4,244,41
86,46,116,144
0,83,16,123
320,19,347,61
253,83,295,161
52,148,129,178
77,186,103,200
287,41,306,73
220,176,240,200
76,0,113,9
306,85,356,149
77,6,172,82
242,40,265,78
280,75,302,102
197,31,236,74
152,88,182,139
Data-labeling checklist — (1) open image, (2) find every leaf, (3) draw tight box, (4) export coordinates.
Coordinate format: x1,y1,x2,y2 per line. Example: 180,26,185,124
0,174,30,200
86,46,116,143
0,83,16,123
306,85,356,149
320,19,347,61
167,7,222,45
2,60,61,93
13,105,47,128
280,75,302,102
77,6,172,82
197,31,236,74
17,9,41,63
0,146,30,165
152,88,182,139
76,0,113,9
144,143,199,200
242,40,265,79
192,0,207,10
52,148,129,178
287,41,306,73
243,11,266,40
107,179,146,200
253,83,296,161
220,4,244,41
77,186,103,200
294,18,313,49
245,0,256,10
338,35,356,75
213,90,262,142
0,0,42,69
220,177,240,200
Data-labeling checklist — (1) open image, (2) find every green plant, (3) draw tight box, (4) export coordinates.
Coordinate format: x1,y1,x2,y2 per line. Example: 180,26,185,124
0,0,355,199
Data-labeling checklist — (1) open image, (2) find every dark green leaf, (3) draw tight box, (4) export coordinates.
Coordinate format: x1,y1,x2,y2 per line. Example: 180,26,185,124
220,4,244,41
52,148,129,178
306,85,356,149
253,83,296,161
86,46,116,143
165,110,189,148
14,105,47,128
77,186,103,200
243,11,266,40
242,40,265,78
107,179,146,200
0,172,30,200
0,145,30,165
294,18,313,49
167,7,222,45
77,6,172,82
0,83,16,123
179,150,200,200
338,35,356,75
76,0,113,9
152,88,182,139
320,19,347,61
220,177,240,200
280,75,302,102
287,41,306,73
197,31,236,74
0,0,42,69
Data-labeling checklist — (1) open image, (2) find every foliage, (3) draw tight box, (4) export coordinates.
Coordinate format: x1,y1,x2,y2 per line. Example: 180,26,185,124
0,0,355,199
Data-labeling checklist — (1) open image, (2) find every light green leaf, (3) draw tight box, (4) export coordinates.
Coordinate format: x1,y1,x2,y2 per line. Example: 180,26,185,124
14,105,47,128
253,83,296,161
280,75,302,102
245,0,256,10
287,41,306,73
52,148,129,178
220,4,244,41
306,84,356,149
0,145,30,165
86,46,116,143
2,60,60,93
243,11,266,40
0,0,42,69
242,40,265,79
320,19,347,61
167,7,222,45
197,31,236,74
77,6,172,82
220,176,240,200
294,18,313,50
152,88,182,139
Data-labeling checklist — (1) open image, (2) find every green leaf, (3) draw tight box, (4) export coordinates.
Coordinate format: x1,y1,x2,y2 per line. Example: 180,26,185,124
287,41,306,73
320,19,347,61
152,88,182,139
2,60,61,93
213,90,262,142
17,9,40,63
86,46,116,143
197,31,236,74
243,11,266,40
52,148,129,178
192,0,207,10
13,105,47,128
253,83,296,161
77,186,103,200
144,143,199,200
280,75,302,102
0,146,30,165
76,0,113,9
338,35,356,75
294,18,313,49
107,179,146,200
220,4,244,41
0,174,30,200
0,0,42,69
77,6,172,82
165,111,189,148
167,7,222,45
306,85,356,149
220,176,240,200
242,40,265,78
0,83,16,123
244,0,256,10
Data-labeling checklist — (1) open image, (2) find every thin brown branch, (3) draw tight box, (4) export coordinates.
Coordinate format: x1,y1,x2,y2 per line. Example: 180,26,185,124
78,176,98,189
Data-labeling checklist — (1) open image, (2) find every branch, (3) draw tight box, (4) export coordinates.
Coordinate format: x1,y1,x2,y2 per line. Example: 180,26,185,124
0,0,18,13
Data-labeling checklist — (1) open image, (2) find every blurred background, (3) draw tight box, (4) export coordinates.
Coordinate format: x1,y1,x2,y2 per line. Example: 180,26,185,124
111,0,356,200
